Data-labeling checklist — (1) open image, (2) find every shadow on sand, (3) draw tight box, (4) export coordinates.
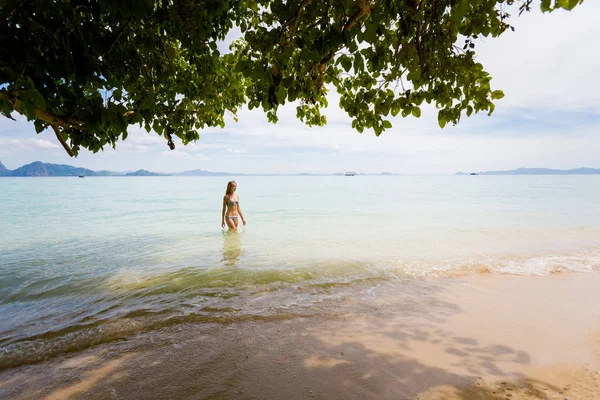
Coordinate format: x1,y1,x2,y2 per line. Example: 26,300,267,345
0,278,585,400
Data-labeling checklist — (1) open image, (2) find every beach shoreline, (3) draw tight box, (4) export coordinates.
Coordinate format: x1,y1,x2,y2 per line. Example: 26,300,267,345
1,272,599,399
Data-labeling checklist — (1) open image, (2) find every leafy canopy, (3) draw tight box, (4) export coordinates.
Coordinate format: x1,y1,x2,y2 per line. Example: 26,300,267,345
0,0,582,156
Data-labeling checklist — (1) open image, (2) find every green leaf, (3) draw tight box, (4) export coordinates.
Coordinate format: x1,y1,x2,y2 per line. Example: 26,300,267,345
438,113,447,129
165,45,176,59
276,85,286,104
354,54,364,73
452,0,470,24
565,0,580,10
411,107,421,118
34,119,45,133
288,88,297,102
541,0,551,12
340,56,352,72
234,60,247,73
391,102,401,117
27,91,46,109
0,98,14,118
21,101,37,120
363,21,378,44
491,90,504,100
382,120,392,129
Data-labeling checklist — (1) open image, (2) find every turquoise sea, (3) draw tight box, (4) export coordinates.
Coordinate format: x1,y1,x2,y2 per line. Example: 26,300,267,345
1,175,600,368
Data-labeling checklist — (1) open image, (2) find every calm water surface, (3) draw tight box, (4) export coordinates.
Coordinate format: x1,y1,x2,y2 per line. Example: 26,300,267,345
1,175,599,367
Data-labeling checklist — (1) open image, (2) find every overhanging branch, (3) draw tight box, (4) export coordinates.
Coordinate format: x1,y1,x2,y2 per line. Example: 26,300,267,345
319,0,373,65
0,91,82,157
52,125,75,157
0,92,85,127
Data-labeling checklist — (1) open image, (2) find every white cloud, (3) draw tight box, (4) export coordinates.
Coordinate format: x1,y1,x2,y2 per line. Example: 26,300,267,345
126,127,163,145
0,137,60,151
31,139,60,149
475,2,600,111
161,150,192,158
125,143,148,153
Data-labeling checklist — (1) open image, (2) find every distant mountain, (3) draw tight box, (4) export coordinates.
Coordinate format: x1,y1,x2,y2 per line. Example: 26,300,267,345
456,167,600,175
124,169,166,176
94,170,125,176
0,160,394,177
0,161,242,177
3,161,97,177
175,169,237,176
0,161,169,177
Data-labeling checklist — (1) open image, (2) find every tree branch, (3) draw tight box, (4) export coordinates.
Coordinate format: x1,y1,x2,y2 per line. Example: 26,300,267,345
290,0,312,37
1,92,85,129
416,0,426,71
105,16,134,57
52,125,75,157
343,0,372,32
318,0,373,65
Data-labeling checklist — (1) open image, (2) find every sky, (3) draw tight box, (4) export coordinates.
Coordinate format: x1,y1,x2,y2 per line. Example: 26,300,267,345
1,3,599,175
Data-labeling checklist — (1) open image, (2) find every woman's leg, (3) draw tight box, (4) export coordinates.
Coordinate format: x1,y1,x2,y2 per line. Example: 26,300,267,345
226,217,237,230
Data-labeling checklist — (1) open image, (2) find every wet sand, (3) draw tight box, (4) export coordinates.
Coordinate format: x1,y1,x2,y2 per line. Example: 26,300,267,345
1,272,599,399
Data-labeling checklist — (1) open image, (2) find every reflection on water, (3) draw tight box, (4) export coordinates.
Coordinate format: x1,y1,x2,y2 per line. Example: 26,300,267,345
221,230,243,266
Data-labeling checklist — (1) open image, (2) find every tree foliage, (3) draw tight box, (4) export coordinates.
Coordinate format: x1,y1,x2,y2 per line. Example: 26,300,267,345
0,0,583,156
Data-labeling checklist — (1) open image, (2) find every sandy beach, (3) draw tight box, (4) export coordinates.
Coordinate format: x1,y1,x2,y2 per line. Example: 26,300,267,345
1,272,599,399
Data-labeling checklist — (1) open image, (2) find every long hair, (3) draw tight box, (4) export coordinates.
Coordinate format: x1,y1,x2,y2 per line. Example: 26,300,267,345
225,181,236,195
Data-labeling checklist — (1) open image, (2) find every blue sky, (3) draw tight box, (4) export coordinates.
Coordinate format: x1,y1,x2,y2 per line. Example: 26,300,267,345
1,3,599,174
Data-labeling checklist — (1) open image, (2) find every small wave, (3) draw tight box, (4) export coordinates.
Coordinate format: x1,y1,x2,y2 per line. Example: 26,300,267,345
382,252,600,278
0,306,319,370
494,253,600,276
2,251,600,369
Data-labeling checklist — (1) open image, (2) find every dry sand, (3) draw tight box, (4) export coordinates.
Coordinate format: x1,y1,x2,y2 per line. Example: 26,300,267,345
1,272,599,399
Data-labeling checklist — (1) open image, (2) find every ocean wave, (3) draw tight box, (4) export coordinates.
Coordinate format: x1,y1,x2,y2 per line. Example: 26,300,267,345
2,251,600,369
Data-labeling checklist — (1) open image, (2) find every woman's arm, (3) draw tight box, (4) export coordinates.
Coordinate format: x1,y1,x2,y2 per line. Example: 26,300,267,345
237,197,246,226
221,196,227,228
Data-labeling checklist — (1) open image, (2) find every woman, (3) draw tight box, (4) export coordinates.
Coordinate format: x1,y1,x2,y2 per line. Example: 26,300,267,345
221,180,246,230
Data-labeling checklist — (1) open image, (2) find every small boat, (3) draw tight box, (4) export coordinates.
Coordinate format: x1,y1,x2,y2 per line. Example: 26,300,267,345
344,172,355,176
78,175,84,178
470,173,478,176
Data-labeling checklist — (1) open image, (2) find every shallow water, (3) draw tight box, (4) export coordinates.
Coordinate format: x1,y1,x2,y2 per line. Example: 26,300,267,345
1,175,600,367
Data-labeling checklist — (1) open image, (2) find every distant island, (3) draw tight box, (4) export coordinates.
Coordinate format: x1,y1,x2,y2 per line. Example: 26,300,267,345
124,169,165,177
0,161,98,177
175,169,237,176
4,161,599,177
0,160,398,177
0,161,242,177
456,167,600,175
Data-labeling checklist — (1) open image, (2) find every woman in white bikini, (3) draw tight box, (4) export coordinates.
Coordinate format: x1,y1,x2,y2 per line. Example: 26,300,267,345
221,180,246,230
